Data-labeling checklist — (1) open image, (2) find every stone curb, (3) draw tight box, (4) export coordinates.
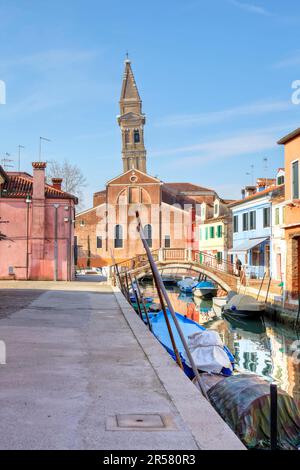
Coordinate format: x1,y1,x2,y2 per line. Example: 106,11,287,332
112,287,245,451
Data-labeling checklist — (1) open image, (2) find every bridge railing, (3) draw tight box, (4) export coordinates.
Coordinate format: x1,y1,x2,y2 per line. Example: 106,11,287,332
162,248,186,261
192,250,237,277
112,247,238,281
114,250,160,274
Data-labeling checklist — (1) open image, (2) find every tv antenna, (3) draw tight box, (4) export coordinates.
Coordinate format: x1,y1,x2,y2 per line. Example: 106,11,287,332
1,152,14,170
246,164,255,186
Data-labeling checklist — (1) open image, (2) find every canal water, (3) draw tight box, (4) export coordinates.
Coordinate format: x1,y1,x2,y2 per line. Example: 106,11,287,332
141,281,300,405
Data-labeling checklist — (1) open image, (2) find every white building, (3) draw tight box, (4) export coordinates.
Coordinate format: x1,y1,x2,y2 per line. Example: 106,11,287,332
271,169,286,282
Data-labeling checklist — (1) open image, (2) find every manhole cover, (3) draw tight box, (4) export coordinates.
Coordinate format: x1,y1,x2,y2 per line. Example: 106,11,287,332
106,413,177,431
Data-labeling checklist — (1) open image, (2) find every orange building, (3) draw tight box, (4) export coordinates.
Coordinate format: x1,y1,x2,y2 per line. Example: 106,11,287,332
278,129,300,302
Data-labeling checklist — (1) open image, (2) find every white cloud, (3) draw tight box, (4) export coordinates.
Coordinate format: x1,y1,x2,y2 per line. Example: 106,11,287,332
156,100,292,128
151,123,296,165
0,49,99,72
274,51,300,69
229,0,272,16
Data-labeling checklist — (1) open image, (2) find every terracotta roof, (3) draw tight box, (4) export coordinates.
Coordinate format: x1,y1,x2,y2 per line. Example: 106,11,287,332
94,189,106,196
278,128,300,145
1,172,78,202
221,198,236,204
230,184,284,207
200,215,229,224
163,182,215,193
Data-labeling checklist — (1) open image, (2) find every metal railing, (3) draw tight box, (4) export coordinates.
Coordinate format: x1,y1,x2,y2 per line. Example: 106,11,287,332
111,212,209,400
192,250,237,276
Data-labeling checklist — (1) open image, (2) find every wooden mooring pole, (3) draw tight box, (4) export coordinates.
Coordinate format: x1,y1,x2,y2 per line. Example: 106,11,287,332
270,383,278,451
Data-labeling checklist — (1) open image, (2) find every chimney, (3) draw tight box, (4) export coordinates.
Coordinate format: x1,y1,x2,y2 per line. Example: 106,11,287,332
241,189,245,200
32,162,46,199
52,178,63,191
245,186,256,197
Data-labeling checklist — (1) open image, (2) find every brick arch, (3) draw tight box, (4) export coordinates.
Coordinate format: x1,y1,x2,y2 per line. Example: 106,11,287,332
116,188,127,205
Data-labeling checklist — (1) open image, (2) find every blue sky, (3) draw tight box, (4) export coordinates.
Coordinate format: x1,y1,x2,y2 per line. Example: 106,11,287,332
1,0,300,208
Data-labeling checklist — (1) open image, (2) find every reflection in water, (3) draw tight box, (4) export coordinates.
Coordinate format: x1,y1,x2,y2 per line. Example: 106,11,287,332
142,282,300,404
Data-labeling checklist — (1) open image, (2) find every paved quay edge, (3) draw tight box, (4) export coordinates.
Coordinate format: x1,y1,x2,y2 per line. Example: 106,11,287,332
112,287,246,451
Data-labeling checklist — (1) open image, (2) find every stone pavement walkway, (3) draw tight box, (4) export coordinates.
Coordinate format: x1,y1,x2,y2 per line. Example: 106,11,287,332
0,281,244,450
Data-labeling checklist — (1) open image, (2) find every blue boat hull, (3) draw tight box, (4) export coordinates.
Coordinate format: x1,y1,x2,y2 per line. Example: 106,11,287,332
150,310,234,379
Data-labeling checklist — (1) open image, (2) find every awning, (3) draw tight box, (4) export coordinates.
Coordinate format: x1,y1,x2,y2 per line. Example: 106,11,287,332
228,237,269,254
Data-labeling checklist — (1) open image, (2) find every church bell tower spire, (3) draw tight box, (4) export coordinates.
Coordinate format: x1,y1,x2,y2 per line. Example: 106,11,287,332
118,58,147,173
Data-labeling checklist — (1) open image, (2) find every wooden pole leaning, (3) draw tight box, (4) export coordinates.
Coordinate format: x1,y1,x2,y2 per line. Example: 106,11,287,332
136,211,209,400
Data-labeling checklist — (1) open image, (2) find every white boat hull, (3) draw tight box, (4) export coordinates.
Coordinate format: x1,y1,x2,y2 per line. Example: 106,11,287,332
193,288,217,298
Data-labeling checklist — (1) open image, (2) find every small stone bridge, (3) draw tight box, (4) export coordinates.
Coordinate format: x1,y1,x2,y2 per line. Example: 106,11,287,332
114,248,239,293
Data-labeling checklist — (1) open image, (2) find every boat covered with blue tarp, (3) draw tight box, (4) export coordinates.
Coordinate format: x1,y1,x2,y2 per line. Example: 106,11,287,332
150,310,234,379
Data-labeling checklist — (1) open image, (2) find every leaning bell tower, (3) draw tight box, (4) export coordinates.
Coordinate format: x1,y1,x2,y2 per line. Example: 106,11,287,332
118,58,147,173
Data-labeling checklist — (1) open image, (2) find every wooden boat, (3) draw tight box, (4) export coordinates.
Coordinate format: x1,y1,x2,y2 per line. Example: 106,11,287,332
223,294,265,318
150,310,234,379
193,280,217,299
193,373,300,450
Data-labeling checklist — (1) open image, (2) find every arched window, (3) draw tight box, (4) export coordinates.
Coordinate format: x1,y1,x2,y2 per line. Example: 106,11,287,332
134,130,140,143
144,224,152,248
125,130,130,143
114,224,123,248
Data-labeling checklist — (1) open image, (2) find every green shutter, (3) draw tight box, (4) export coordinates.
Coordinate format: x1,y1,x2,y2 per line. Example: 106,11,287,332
217,225,222,238
292,161,299,199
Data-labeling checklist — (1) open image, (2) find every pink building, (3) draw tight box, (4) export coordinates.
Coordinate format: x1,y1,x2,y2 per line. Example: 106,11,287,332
0,162,78,280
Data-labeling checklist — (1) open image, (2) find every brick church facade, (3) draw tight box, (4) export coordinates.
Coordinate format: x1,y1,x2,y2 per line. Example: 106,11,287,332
75,60,220,267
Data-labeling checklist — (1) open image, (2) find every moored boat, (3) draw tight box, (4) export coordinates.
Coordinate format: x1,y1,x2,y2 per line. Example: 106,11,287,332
193,373,300,450
212,296,227,317
193,280,217,299
213,296,228,308
150,309,234,379
161,277,177,286
177,277,198,293
223,293,265,318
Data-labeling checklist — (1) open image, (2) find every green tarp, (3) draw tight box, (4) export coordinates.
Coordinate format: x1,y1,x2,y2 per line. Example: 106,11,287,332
208,374,300,450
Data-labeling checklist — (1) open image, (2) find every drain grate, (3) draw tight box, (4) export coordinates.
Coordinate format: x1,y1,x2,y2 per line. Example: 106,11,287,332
106,413,177,431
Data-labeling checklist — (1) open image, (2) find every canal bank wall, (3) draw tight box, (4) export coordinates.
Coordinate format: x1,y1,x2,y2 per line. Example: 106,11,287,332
239,283,299,329
112,287,245,450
